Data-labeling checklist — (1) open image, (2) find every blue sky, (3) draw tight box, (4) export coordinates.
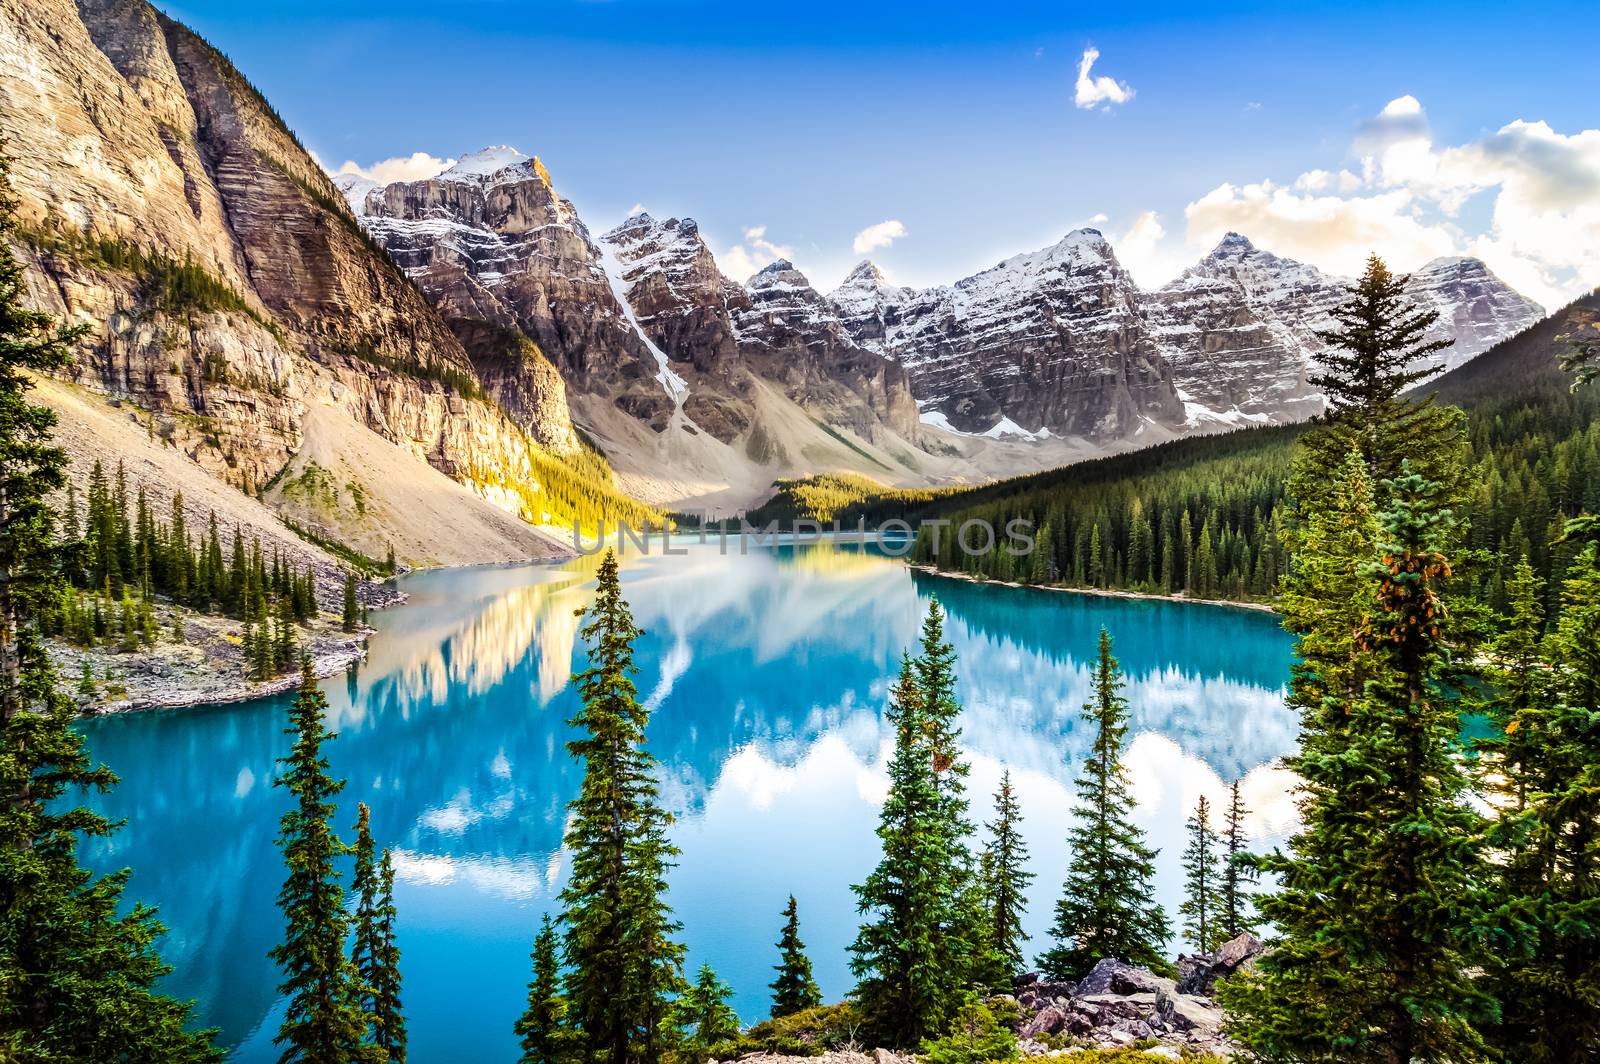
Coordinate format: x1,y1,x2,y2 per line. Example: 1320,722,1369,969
158,1,1600,305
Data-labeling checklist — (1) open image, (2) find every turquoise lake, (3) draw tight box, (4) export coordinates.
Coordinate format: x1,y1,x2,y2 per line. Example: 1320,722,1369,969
75,540,1298,1061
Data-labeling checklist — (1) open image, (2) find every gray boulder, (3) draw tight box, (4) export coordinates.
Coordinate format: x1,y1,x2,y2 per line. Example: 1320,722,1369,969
1176,932,1264,995
1076,958,1177,997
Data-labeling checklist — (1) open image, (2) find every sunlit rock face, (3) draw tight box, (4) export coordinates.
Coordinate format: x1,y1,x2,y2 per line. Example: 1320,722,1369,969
2,0,583,554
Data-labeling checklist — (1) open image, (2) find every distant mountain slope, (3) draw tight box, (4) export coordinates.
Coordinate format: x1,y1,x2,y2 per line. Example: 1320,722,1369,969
1424,289,1600,407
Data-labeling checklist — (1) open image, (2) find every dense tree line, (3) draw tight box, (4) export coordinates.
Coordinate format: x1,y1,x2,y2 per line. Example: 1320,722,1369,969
40,458,338,681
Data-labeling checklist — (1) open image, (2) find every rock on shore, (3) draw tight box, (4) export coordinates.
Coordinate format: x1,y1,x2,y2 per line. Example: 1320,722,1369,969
1011,934,1263,1058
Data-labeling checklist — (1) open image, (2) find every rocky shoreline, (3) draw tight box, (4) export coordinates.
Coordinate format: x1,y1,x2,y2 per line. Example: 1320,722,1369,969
50,579,405,715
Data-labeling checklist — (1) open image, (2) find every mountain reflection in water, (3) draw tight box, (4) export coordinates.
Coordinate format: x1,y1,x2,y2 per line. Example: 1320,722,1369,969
76,540,1297,1061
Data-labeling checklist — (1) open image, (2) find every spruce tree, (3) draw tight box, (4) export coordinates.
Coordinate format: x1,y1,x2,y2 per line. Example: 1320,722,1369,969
370,850,406,1063
350,803,404,1061
851,654,965,1046
1480,536,1600,1060
270,659,376,1064
0,144,221,1062
975,770,1033,989
1178,795,1224,954
912,598,983,988
769,895,822,1018
1218,781,1255,942
1039,629,1170,979
343,573,359,632
1295,256,1469,522
674,963,740,1055
559,550,684,1064
517,915,573,1064
1223,470,1489,1062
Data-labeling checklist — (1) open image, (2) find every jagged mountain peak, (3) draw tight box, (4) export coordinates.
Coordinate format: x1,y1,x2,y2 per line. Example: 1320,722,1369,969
838,260,895,290
441,144,529,178
747,259,813,291
1211,231,1256,254
979,226,1120,285
604,212,705,246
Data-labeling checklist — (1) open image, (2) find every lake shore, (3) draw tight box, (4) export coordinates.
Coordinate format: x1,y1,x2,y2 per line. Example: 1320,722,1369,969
908,563,1279,614
52,610,376,715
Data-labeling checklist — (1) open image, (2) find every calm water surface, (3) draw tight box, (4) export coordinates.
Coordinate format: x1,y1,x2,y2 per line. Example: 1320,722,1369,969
76,541,1297,1061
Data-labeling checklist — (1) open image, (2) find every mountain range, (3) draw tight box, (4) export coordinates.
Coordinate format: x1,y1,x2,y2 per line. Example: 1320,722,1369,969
2,0,1548,546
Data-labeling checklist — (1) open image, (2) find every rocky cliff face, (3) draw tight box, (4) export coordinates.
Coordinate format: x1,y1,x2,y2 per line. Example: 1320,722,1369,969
831,230,1187,440
733,259,919,441
598,212,745,379
1,0,584,559
1407,256,1545,373
346,148,664,392
1147,234,1543,420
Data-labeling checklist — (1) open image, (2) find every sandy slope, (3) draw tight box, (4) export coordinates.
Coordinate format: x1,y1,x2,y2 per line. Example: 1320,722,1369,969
265,401,569,568
41,378,568,577
41,377,348,582
577,375,1141,516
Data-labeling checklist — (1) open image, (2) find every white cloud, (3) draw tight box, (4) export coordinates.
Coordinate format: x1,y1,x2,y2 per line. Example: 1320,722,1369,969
720,224,796,283
1074,47,1135,111
1185,181,1458,279
852,219,907,255
1116,210,1189,288
1179,95,1600,310
331,151,456,185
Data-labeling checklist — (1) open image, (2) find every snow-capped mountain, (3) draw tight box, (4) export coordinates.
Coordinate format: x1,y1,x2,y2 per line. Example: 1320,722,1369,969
335,144,1545,498
344,151,660,391
599,215,918,443
1146,234,1543,421
600,213,745,379
1407,257,1545,372
829,229,1186,440
829,260,910,354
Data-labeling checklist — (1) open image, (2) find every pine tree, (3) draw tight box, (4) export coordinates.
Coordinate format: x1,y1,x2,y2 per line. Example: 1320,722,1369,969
270,659,376,1064
850,654,965,1046
517,915,573,1064
1479,536,1600,1060
1218,781,1255,942
370,850,406,1063
351,802,405,1061
256,612,277,680
975,771,1033,989
1178,796,1224,954
343,573,359,632
1295,256,1469,522
559,550,684,1064
769,895,822,1018
0,143,221,1062
1039,629,1170,979
912,598,984,989
1223,470,1489,1062
674,963,740,1055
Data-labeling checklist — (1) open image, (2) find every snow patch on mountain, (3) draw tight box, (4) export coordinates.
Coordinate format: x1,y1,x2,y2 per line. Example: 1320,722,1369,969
439,145,531,182
598,242,689,405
